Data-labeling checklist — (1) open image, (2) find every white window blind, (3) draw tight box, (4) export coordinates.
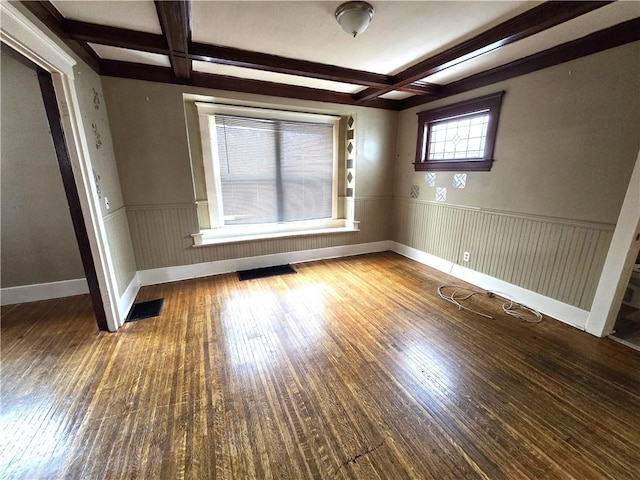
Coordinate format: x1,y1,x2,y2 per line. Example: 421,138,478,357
214,115,334,225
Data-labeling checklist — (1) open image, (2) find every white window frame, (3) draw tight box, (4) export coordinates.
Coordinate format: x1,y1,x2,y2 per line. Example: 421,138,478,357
194,102,353,246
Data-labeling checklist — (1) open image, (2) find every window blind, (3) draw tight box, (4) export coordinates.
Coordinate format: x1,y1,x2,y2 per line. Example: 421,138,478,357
214,115,334,225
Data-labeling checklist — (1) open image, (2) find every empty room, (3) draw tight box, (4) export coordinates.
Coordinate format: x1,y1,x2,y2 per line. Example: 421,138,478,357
1,1,639,478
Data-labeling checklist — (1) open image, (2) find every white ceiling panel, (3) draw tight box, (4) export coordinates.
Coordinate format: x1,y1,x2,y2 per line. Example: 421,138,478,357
424,1,640,85
379,90,415,100
191,1,538,76
192,61,364,93
90,44,171,68
51,0,162,34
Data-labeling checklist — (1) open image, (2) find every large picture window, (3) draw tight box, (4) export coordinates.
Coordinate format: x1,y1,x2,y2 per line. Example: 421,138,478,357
415,91,504,172
195,103,346,244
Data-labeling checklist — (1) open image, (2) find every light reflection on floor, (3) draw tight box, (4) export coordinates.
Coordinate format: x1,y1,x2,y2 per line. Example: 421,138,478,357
0,400,65,474
221,284,327,369
401,341,457,396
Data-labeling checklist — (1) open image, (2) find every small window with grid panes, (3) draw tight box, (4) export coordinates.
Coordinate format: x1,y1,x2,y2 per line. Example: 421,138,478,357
415,91,504,172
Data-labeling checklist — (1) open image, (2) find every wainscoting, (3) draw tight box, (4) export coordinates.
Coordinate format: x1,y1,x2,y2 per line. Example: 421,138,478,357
103,206,137,296
393,198,614,311
4,198,613,333
126,197,392,271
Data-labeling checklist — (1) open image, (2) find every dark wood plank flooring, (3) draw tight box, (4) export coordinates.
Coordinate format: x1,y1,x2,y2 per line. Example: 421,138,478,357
1,252,639,479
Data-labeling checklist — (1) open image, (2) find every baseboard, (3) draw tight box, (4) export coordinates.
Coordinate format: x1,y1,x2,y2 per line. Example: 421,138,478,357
0,278,89,306
117,273,140,327
138,240,393,286
390,242,590,330
132,240,589,331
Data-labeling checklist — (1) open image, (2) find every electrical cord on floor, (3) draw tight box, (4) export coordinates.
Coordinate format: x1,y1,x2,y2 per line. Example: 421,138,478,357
499,297,543,323
438,285,494,319
484,288,543,323
437,284,543,323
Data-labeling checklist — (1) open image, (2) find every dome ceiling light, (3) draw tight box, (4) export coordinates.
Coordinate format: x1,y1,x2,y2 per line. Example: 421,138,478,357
335,1,375,38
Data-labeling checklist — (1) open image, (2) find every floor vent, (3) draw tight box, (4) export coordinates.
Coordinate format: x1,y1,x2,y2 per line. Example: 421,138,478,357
126,298,164,322
237,264,296,281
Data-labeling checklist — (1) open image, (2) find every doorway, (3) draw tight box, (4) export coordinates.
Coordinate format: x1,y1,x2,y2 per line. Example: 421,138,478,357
611,250,640,350
586,149,640,341
1,45,108,330
1,2,123,331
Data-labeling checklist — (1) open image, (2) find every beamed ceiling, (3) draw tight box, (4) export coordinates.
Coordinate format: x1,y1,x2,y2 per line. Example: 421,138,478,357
21,0,640,110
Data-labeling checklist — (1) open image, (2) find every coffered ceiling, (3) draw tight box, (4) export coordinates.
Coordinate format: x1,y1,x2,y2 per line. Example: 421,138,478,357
21,1,640,110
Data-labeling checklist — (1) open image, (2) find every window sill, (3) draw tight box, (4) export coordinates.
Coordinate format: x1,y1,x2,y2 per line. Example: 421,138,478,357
191,219,360,247
414,159,494,172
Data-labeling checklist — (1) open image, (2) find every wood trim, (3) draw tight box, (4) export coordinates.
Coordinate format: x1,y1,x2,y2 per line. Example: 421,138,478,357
414,159,494,172
403,82,444,96
189,40,392,88
65,19,168,54
154,0,191,79
62,21,439,96
354,1,613,103
100,59,182,84
1,42,40,70
19,0,100,72
414,92,504,172
36,68,109,331
18,0,628,112
400,18,640,110
100,59,399,110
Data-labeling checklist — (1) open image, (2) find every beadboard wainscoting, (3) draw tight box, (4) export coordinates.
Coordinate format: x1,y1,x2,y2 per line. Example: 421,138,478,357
127,197,392,271
103,207,139,323
103,207,137,296
393,198,614,311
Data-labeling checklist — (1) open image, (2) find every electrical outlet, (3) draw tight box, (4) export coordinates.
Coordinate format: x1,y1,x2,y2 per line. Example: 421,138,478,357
463,251,470,262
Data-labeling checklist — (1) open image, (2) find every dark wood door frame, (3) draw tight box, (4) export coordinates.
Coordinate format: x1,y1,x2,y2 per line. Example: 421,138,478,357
35,67,109,331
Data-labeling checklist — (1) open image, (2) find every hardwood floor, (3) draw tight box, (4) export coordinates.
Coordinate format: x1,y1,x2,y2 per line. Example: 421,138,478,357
2,252,639,479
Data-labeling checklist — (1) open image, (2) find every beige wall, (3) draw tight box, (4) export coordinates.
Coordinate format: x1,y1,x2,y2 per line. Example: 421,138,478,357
103,78,397,206
395,42,640,224
393,42,640,310
102,77,397,270
1,49,85,287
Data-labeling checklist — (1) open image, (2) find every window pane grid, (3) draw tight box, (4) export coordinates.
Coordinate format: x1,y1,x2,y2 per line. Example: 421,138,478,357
427,113,489,161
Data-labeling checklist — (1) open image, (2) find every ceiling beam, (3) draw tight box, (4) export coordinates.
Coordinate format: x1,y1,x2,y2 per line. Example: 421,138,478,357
64,20,441,96
19,0,100,72
399,17,640,110
17,0,627,111
403,82,444,96
354,1,613,103
154,0,192,79
189,40,393,88
65,19,168,54
99,59,400,110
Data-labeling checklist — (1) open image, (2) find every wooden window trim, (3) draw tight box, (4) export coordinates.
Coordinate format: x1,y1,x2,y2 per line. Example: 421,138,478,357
415,91,505,172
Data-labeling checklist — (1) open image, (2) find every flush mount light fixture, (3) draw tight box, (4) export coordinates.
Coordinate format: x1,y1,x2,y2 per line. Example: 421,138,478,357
335,1,375,37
